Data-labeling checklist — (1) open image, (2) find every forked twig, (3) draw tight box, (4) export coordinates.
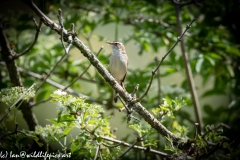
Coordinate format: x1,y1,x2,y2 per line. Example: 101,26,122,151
35,9,71,92
118,135,145,158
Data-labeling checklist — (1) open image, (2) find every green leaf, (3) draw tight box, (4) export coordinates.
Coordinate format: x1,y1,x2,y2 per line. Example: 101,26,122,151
203,105,214,115
201,88,225,97
36,89,49,102
57,109,64,122
195,57,204,73
32,136,43,147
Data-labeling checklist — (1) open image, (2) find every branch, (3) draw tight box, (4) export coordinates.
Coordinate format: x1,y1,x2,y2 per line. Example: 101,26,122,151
125,17,170,28
62,46,103,91
0,18,39,131
13,18,42,59
33,47,103,107
35,10,70,93
0,62,107,106
35,50,67,92
171,0,202,7
132,18,196,103
202,123,231,138
119,135,145,158
0,123,28,141
94,144,101,160
103,136,170,157
23,0,182,142
154,57,161,105
175,4,203,130
0,83,35,124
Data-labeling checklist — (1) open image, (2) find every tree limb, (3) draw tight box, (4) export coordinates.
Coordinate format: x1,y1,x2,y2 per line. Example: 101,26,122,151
175,4,203,130
13,18,42,59
23,0,181,142
0,18,38,131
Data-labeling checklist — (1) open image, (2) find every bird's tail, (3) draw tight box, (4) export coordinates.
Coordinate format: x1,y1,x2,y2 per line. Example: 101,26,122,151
114,92,119,103
114,82,125,103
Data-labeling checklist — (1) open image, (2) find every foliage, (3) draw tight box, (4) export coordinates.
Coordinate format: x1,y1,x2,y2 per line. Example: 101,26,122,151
0,86,35,105
1,0,240,159
152,97,185,122
35,90,119,159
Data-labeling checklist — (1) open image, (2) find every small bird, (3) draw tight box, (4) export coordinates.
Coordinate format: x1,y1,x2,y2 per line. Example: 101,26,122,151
107,42,128,103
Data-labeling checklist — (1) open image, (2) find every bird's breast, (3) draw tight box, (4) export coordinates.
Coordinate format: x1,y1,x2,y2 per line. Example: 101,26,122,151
109,52,128,82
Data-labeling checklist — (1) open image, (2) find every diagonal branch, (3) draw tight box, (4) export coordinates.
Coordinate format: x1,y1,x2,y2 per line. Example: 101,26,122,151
35,10,69,93
131,18,196,103
32,47,103,107
0,83,35,124
154,57,161,105
13,18,42,59
103,136,170,157
0,18,38,131
171,0,202,7
94,144,101,160
119,135,145,158
62,46,103,91
23,0,182,142
0,61,104,106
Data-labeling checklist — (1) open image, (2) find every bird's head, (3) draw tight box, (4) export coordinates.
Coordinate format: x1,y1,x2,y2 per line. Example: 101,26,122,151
107,41,126,54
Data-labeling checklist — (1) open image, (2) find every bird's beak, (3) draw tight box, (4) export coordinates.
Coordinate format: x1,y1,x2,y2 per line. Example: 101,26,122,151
106,42,113,45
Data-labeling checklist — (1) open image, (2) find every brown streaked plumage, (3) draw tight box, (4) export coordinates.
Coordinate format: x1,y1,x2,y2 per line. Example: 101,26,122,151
107,42,128,103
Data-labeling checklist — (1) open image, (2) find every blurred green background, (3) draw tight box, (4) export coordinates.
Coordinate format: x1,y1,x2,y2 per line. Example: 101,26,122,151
0,0,239,156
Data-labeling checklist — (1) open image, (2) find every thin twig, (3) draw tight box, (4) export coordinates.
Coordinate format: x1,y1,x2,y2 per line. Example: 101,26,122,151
131,84,139,100
0,62,102,107
102,136,170,157
202,123,231,138
154,57,161,105
14,123,19,135
15,65,86,97
0,123,19,140
118,96,131,114
0,83,35,124
171,0,202,7
101,142,122,148
99,149,103,160
14,18,42,59
132,18,196,103
31,47,103,107
118,141,139,158
58,9,72,53
175,4,203,131
35,9,69,93
94,144,101,160
125,17,170,28
62,46,103,91
32,47,102,106
118,135,145,158
194,123,199,139
35,45,68,92
154,57,161,148
127,114,140,123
